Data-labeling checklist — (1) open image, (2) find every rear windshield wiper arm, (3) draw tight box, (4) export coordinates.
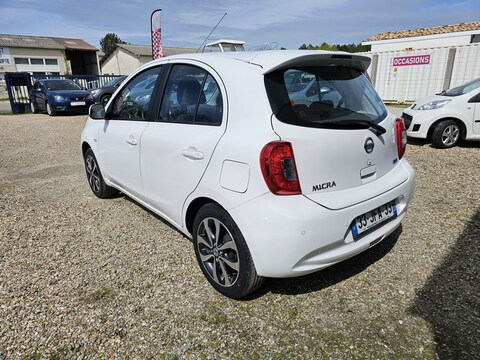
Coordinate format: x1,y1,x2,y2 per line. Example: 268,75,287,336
320,118,386,136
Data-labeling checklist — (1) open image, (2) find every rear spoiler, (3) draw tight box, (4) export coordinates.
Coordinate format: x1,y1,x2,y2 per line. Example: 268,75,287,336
263,53,371,75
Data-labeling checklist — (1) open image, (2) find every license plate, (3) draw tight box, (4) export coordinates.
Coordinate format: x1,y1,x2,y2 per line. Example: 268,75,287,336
351,200,397,238
71,101,85,106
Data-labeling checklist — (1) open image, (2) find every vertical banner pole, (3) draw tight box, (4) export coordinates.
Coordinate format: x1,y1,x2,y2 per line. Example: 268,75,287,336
151,9,163,59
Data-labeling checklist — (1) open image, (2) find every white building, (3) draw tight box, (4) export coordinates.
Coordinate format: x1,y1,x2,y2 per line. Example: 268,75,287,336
100,44,197,75
361,21,480,103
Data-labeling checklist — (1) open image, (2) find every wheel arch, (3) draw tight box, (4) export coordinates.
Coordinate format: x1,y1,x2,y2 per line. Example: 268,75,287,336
81,141,91,157
185,197,224,235
427,117,467,140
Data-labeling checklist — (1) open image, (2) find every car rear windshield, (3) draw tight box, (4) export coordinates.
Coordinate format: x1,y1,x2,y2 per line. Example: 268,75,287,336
265,66,387,128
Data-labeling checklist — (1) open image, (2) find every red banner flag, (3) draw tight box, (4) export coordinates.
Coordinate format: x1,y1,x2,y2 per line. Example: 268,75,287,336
151,9,163,59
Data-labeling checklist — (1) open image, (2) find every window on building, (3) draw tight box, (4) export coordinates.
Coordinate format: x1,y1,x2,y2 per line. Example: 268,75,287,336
45,59,58,65
30,59,44,65
14,58,29,65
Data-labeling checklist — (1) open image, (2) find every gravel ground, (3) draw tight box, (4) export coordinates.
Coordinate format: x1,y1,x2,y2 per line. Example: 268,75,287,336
0,113,479,360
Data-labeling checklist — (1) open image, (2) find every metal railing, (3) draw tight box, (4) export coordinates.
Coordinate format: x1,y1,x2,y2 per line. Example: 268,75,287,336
30,74,124,89
4,72,124,114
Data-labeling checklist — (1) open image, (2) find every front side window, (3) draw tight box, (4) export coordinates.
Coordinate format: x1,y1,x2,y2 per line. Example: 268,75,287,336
159,64,223,125
265,66,387,128
111,67,161,120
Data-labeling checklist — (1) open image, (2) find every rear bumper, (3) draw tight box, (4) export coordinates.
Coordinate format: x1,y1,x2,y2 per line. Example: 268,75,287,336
229,159,415,278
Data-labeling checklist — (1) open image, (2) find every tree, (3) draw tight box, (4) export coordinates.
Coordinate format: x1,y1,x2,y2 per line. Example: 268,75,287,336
100,33,128,55
298,42,370,53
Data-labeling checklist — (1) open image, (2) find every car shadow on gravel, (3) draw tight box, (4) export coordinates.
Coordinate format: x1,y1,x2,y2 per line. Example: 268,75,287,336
121,195,191,237
408,209,480,359
246,226,402,299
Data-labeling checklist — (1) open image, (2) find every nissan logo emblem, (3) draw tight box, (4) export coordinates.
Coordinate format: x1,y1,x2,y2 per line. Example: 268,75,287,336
364,138,374,153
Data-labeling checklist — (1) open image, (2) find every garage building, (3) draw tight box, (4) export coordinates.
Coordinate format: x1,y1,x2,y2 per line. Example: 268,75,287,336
0,34,100,82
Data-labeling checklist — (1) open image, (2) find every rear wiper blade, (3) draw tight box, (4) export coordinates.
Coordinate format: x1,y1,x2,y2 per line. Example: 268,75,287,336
319,118,386,136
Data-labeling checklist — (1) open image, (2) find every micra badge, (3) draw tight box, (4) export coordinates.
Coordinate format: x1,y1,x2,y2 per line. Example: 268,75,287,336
312,181,336,192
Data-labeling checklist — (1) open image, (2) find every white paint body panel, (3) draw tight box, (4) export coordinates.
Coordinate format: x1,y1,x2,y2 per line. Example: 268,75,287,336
404,87,480,140
81,50,416,278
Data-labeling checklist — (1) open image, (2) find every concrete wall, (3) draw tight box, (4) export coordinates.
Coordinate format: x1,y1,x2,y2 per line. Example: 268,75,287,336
0,47,66,75
101,48,150,75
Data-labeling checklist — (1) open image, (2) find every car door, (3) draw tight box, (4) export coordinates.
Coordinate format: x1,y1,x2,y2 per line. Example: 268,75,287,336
140,63,226,226
97,66,163,199
469,91,480,135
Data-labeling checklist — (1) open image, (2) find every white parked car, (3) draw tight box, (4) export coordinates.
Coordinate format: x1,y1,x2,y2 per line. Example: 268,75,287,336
81,51,415,298
402,77,480,148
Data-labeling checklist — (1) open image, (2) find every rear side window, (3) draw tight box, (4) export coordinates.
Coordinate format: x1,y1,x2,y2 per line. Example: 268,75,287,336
158,64,223,125
265,66,387,128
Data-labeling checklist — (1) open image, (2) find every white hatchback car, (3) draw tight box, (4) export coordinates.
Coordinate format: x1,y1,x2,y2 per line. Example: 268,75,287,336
81,51,415,298
402,77,480,148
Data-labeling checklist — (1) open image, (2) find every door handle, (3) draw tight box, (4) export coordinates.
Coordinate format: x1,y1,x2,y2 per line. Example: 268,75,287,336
182,147,204,160
126,137,138,145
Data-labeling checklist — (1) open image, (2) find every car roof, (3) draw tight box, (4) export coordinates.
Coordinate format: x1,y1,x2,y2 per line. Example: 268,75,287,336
161,50,371,74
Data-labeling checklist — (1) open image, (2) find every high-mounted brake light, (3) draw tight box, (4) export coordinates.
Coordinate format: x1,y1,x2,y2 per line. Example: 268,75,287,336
395,118,407,159
260,141,301,195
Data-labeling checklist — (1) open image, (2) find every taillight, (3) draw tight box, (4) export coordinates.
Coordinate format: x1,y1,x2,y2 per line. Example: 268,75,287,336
260,141,301,195
395,118,407,159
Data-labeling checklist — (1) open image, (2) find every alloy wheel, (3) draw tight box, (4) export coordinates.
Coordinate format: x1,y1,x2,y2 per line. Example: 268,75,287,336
85,155,101,194
196,217,239,287
441,124,460,147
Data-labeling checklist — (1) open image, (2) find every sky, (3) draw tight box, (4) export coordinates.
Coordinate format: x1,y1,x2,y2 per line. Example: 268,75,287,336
1,0,479,51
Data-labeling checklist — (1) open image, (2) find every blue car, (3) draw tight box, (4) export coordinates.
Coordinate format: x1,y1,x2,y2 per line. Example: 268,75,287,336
30,79,94,116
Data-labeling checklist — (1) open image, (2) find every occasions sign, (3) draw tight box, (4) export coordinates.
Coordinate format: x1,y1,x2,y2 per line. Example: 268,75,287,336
393,55,431,67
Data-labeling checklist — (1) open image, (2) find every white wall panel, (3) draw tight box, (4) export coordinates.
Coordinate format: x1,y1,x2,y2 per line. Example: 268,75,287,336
360,44,480,102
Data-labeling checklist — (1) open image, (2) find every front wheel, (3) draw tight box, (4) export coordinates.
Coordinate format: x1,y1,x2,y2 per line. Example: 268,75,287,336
193,203,264,299
46,102,55,116
100,94,111,106
432,120,461,148
83,148,117,198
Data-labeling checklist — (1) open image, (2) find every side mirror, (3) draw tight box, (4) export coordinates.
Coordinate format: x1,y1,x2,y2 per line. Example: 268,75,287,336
89,103,105,119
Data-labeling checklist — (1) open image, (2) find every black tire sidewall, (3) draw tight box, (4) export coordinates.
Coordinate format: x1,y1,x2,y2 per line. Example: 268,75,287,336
192,203,260,299
101,94,111,106
84,148,111,198
46,102,55,116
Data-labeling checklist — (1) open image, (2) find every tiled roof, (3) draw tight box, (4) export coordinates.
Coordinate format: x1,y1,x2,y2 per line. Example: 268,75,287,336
0,34,97,51
117,44,197,57
364,21,480,42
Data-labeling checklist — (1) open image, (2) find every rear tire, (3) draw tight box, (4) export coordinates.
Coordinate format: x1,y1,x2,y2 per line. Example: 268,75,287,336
30,101,38,113
193,203,264,299
432,120,461,148
83,148,118,198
